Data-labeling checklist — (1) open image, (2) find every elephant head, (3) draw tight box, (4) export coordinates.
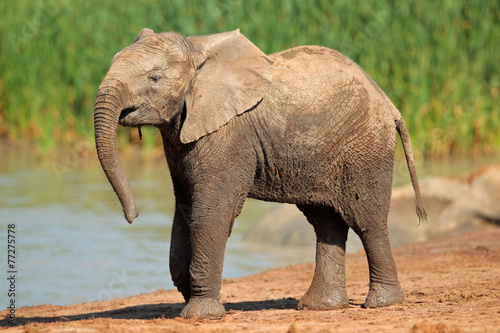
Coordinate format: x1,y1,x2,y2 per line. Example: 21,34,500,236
94,28,273,223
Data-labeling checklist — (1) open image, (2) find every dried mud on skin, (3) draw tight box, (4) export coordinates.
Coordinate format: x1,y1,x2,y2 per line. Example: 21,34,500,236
1,226,499,333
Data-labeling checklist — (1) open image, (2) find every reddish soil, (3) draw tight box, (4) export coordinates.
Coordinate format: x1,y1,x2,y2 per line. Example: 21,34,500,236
1,226,499,332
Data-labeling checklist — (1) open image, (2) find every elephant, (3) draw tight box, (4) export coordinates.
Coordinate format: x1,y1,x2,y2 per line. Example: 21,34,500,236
94,28,427,319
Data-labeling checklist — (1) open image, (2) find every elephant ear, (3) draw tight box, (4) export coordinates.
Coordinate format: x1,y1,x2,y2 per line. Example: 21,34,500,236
180,29,274,144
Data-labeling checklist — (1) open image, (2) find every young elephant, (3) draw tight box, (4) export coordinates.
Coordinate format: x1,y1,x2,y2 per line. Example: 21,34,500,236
94,28,426,319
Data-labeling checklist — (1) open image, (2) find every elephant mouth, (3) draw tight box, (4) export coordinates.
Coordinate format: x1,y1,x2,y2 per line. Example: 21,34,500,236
118,107,139,126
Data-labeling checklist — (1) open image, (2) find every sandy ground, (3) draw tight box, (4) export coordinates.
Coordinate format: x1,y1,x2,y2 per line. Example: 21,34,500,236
1,226,499,333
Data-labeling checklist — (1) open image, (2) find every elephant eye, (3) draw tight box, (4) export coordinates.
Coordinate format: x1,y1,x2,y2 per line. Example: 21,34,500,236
149,73,161,82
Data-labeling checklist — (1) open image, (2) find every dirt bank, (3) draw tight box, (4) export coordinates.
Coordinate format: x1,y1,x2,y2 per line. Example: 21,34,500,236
1,226,499,332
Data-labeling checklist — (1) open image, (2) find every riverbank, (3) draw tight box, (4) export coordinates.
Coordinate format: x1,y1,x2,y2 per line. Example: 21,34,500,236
1,225,498,332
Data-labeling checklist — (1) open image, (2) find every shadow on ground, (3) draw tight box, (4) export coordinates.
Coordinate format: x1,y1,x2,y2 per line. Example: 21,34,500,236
0,298,300,327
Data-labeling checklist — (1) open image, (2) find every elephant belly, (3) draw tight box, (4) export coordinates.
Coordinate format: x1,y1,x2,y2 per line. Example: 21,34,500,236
248,145,345,206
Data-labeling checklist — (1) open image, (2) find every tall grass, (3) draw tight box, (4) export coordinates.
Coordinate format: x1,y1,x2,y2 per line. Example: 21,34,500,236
0,0,498,156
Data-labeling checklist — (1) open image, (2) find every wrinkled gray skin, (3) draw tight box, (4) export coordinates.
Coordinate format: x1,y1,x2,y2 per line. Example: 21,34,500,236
94,28,427,319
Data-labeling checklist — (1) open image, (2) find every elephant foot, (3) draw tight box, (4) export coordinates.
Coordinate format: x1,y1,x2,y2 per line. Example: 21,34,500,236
298,287,349,310
179,297,226,319
363,282,404,308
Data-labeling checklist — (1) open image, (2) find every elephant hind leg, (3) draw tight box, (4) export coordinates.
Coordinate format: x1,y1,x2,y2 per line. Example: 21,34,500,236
355,225,405,308
343,175,404,307
296,205,349,310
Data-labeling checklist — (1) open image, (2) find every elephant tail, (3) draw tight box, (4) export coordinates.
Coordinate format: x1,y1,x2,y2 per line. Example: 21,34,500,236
395,116,428,224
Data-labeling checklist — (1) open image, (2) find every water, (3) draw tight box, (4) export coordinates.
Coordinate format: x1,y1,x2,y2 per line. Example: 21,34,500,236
1,144,497,307
0,144,315,307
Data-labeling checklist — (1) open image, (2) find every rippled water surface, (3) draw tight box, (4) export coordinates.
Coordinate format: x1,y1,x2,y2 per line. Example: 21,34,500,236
1,144,497,307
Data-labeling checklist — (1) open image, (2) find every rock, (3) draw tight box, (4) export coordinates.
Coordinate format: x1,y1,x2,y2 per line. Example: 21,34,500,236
242,204,363,253
433,164,500,238
387,175,470,245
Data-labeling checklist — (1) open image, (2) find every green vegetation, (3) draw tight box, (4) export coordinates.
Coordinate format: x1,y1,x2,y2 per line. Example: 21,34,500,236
0,0,498,156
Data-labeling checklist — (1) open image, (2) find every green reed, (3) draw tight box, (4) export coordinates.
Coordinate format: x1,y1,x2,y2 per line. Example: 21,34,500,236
0,0,498,156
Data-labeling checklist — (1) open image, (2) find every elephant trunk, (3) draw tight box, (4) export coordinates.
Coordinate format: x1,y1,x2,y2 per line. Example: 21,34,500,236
94,81,138,223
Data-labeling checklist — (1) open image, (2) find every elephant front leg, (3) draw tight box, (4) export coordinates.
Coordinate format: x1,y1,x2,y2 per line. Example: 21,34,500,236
179,194,246,319
297,206,349,310
169,203,192,302
179,215,229,319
